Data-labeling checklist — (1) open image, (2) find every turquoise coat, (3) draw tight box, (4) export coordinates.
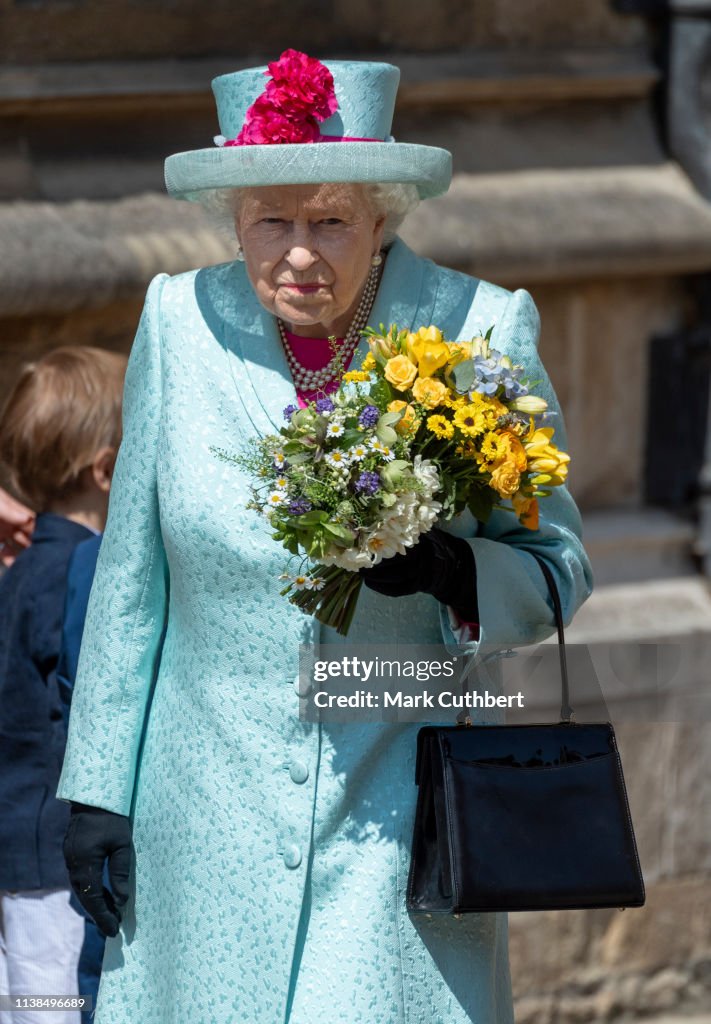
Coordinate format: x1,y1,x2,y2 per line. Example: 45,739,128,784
57,238,592,1024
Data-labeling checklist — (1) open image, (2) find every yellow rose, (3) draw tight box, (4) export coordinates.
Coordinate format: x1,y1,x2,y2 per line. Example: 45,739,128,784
384,354,418,391
388,400,420,435
500,431,528,471
490,460,521,498
411,376,448,410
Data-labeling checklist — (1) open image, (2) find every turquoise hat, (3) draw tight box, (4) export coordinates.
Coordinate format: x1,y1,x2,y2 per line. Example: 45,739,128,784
164,55,452,202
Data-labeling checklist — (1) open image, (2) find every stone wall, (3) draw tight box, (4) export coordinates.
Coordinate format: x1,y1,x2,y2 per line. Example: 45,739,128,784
2,3,711,1021
0,0,647,63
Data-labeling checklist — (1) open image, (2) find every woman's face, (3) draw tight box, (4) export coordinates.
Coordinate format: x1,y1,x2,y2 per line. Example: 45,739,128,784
235,183,385,338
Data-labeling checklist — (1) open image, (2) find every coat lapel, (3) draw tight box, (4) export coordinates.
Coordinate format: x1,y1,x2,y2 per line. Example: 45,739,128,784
194,259,295,437
351,237,439,369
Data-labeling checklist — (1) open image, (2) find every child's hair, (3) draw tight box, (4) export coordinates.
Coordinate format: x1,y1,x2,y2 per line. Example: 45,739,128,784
0,345,128,512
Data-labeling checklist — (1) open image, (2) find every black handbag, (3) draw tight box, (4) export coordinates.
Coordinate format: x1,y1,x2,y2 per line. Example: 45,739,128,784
407,555,646,915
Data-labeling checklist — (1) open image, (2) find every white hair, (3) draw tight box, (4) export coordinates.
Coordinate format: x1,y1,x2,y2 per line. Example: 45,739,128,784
199,181,420,247
361,182,421,244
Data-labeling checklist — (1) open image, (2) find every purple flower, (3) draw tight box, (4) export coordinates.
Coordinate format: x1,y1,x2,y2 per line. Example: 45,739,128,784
288,497,313,515
283,403,298,420
354,470,380,495
315,397,335,415
358,405,380,428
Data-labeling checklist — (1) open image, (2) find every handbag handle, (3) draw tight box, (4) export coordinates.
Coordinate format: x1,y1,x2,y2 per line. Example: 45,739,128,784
457,551,574,726
530,554,574,724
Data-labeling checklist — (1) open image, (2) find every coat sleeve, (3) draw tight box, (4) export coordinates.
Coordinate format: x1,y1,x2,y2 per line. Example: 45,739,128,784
56,274,170,816
439,287,593,657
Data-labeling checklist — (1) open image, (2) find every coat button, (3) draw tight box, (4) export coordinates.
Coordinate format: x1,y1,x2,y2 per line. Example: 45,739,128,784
289,761,309,784
283,843,302,869
294,677,313,697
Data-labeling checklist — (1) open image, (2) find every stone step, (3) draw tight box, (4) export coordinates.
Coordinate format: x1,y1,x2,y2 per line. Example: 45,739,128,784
631,1017,711,1024
581,507,697,587
566,574,711,643
507,576,711,721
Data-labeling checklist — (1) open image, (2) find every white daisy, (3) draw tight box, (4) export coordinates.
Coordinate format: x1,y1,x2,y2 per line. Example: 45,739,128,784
349,443,368,461
292,575,309,590
267,491,286,506
305,577,325,591
272,452,286,469
325,450,350,468
326,422,345,438
378,445,396,462
274,476,289,490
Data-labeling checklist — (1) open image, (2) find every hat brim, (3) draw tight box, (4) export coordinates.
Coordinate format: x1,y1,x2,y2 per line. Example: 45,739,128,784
164,142,452,202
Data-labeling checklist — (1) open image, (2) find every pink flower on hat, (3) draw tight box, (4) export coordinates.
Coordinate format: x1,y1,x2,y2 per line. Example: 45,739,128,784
227,95,320,146
265,49,338,122
222,49,337,147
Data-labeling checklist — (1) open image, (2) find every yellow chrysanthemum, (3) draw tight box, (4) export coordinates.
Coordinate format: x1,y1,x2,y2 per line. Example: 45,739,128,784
482,396,507,419
342,369,370,383
453,405,486,438
465,393,506,430
361,352,377,372
455,439,479,459
426,414,454,440
479,431,511,464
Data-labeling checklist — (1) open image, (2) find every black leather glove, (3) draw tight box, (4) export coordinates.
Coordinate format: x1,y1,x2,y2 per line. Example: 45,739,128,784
63,802,133,938
360,526,479,622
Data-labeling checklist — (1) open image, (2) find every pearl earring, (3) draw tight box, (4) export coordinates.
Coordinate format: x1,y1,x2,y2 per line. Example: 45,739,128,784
371,252,383,267
236,245,245,262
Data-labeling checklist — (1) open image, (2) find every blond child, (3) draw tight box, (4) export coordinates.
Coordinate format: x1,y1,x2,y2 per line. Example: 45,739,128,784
0,346,126,1024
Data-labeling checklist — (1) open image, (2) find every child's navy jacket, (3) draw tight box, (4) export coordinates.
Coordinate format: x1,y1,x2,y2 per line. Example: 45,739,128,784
0,512,94,890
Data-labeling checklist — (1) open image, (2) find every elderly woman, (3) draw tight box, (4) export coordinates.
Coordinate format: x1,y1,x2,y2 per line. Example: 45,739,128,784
57,53,592,1024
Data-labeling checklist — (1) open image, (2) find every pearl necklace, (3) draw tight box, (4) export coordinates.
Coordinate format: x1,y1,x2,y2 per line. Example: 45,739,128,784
277,257,382,391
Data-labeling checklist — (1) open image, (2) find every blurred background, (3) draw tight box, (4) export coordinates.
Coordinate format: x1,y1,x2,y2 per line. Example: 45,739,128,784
1,1,710,1021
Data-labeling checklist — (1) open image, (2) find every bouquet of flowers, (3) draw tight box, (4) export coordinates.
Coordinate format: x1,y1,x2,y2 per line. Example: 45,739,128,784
212,324,570,635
